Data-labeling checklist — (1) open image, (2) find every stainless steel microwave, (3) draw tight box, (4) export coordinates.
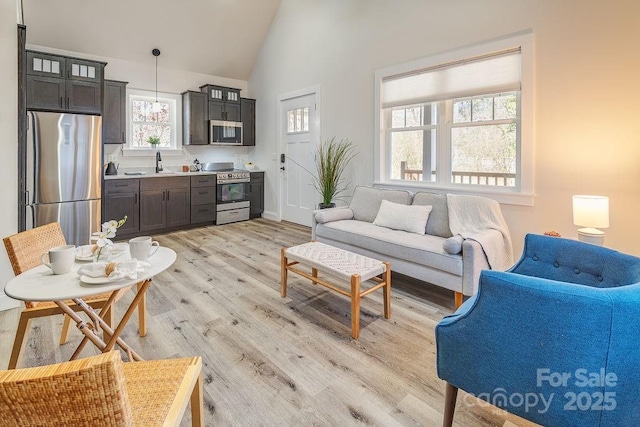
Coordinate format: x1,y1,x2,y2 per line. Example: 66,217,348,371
210,120,242,145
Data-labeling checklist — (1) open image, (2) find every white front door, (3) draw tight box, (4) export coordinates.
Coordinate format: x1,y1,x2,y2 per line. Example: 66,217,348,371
279,91,319,226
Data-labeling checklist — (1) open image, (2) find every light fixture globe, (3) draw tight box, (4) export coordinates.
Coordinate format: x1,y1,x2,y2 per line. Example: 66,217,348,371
152,49,162,112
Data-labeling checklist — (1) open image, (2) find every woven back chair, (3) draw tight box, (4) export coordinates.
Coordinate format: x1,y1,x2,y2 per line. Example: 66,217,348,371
0,351,204,426
3,222,146,369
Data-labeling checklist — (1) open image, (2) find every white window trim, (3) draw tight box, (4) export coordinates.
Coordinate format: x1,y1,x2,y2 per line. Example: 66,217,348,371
123,89,184,156
373,31,534,206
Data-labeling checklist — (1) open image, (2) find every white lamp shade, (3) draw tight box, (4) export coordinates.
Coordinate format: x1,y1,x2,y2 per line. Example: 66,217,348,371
572,195,609,229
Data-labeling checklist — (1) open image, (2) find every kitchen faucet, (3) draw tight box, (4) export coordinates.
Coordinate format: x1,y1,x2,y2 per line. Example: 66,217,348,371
155,151,163,173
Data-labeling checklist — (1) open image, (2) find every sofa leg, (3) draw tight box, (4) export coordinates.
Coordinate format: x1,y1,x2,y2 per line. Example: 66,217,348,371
454,292,463,309
443,382,458,427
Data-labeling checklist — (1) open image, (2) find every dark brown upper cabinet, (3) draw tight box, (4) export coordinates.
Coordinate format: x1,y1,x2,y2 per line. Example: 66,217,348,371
182,91,208,145
241,98,256,146
200,84,241,122
26,50,105,114
103,80,128,144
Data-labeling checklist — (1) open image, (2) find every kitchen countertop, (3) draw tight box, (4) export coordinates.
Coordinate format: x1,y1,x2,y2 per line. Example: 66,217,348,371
104,169,264,180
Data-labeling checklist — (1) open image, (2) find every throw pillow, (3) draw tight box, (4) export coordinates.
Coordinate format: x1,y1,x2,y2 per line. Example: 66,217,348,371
443,235,464,254
315,208,354,224
412,192,453,238
373,200,432,235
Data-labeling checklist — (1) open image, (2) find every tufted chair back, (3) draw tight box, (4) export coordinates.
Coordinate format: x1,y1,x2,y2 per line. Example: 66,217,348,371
509,233,640,288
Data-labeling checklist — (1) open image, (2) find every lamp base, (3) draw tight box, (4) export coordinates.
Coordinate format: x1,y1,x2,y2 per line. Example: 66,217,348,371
577,227,605,246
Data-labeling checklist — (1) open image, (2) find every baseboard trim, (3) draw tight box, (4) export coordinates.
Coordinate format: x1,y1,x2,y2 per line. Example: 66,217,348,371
261,210,279,221
0,293,19,312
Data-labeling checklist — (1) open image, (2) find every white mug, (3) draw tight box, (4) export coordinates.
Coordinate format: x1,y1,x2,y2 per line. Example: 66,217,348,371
41,244,76,275
129,236,160,262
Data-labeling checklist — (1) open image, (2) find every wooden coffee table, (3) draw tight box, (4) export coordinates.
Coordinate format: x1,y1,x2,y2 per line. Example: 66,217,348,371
281,242,391,339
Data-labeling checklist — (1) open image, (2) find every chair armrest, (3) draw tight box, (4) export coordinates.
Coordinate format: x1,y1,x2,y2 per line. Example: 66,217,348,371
461,239,489,296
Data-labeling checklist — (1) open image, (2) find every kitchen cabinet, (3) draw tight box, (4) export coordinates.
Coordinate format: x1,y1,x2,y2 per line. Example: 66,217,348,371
249,172,264,219
182,91,208,145
26,50,105,114
140,177,190,233
201,84,241,122
190,175,217,224
103,179,140,238
103,80,128,144
241,98,256,146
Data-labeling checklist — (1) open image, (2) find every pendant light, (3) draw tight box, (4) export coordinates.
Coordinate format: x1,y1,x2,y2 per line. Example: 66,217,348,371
152,48,162,112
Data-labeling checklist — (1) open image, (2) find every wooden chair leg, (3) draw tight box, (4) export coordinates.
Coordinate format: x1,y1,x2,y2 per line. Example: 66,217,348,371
136,283,147,337
191,370,205,426
103,304,115,343
443,382,458,427
454,292,463,309
8,314,32,369
59,314,72,344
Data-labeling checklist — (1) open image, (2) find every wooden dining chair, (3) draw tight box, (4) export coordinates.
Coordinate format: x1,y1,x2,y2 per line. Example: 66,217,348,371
3,222,146,369
0,350,204,426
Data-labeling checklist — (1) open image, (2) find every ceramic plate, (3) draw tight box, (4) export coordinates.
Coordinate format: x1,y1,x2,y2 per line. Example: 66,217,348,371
80,275,115,285
76,245,95,261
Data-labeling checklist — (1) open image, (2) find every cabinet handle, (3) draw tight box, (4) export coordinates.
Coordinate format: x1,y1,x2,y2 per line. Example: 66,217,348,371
199,208,207,212
198,191,207,195
66,97,70,109
135,193,138,204
115,184,127,187
190,134,192,143
167,191,170,201
59,96,63,108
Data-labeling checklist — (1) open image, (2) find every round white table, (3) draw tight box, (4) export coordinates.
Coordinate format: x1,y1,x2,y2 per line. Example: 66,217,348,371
4,246,176,363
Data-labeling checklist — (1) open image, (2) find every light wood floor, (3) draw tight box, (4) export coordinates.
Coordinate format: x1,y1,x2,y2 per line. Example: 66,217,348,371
0,219,538,426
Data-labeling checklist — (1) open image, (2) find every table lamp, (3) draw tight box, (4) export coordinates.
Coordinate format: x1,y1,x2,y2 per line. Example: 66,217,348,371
572,195,609,245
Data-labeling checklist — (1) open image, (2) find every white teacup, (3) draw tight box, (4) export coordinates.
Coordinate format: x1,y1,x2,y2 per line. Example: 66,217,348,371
41,244,76,275
129,236,160,262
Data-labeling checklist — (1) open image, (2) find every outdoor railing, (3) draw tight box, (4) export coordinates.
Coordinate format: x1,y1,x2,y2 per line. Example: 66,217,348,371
400,161,515,187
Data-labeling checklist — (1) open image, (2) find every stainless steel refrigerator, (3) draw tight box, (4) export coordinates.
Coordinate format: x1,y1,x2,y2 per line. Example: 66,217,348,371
26,111,102,247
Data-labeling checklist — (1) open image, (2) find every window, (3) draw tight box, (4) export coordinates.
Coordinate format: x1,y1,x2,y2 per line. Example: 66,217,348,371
375,33,533,204
126,89,182,151
287,107,309,133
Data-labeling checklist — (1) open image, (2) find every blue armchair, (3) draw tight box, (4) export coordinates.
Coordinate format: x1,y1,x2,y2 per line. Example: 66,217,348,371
436,233,640,427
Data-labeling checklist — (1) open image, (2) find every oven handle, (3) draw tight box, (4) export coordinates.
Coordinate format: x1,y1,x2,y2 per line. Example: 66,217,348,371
217,179,251,184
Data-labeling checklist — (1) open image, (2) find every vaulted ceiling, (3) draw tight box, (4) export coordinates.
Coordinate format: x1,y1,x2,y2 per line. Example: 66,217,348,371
22,0,281,80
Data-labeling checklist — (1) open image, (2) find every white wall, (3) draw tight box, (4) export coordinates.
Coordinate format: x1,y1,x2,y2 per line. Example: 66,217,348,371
249,0,640,256
0,0,19,309
28,44,255,171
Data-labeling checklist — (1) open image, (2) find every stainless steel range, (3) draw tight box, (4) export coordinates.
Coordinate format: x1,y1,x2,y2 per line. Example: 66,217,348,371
207,162,251,225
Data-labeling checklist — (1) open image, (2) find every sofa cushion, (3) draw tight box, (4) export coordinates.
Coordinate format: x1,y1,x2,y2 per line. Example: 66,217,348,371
315,207,354,224
412,192,453,238
373,200,432,235
315,220,463,276
349,186,412,223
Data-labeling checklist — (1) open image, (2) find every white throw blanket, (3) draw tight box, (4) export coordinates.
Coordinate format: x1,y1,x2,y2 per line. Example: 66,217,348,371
447,194,514,271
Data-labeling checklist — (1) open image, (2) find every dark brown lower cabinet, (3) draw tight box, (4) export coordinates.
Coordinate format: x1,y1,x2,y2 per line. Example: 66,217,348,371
249,172,264,218
103,179,140,239
166,187,190,228
139,177,190,233
139,190,165,233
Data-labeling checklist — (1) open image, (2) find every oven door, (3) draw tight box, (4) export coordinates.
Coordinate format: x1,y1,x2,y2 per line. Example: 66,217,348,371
217,181,250,204
210,120,242,145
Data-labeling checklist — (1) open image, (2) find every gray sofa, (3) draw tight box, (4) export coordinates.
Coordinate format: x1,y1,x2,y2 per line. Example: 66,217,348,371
311,186,499,307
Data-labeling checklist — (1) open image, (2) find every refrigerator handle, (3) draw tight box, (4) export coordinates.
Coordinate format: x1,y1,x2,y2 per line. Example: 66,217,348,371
25,190,29,206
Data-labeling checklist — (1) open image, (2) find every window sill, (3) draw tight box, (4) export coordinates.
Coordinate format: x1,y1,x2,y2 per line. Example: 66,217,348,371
122,148,185,157
373,180,534,206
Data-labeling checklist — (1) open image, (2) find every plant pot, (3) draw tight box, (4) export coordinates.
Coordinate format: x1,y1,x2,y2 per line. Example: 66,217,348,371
318,203,336,209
